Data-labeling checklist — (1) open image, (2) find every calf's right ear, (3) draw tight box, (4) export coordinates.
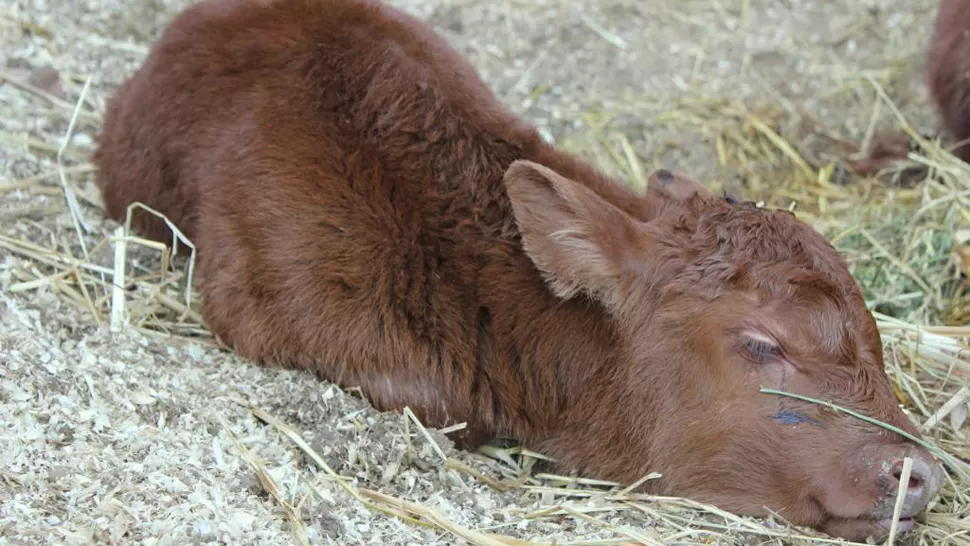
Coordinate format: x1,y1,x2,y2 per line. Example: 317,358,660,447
503,160,643,308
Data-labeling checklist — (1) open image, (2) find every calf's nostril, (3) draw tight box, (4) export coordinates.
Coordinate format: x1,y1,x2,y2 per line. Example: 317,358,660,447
902,475,924,495
889,458,928,497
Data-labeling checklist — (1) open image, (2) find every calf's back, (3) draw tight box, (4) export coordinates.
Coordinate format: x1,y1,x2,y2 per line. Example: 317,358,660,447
93,0,643,448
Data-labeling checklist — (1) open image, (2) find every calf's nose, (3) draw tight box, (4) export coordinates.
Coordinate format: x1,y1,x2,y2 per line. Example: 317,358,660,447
879,449,945,518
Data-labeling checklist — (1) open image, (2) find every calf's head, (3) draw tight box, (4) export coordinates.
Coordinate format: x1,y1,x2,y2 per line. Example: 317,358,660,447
503,160,945,541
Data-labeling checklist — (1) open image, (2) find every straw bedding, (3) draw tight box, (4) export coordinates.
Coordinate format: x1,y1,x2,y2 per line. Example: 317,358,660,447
1,0,967,544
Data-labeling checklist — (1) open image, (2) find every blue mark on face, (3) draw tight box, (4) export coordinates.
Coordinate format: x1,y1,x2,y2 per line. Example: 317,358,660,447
770,410,824,428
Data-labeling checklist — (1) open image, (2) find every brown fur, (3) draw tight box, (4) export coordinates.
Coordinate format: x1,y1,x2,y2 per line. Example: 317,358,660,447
927,0,970,161
92,0,945,541
844,0,970,176
842,130,921,177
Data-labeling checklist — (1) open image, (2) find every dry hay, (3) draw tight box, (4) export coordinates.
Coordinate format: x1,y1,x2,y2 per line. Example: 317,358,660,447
1,0,968,545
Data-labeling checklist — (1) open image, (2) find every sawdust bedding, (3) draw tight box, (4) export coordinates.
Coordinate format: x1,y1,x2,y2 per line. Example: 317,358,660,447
0,0,949,544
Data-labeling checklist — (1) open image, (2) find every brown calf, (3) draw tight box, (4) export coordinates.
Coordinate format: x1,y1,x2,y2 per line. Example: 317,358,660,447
92,0,945,541
927,0,970,162
845,0,970,176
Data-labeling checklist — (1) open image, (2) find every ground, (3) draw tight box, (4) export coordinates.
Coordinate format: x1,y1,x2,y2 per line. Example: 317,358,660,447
0,0,965,545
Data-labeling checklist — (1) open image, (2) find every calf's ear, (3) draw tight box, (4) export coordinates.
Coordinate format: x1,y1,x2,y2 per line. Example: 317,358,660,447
503,160,642,307
645,168,712,202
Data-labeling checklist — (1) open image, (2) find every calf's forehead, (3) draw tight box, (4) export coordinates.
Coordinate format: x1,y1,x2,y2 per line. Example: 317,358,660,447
645,198,878,350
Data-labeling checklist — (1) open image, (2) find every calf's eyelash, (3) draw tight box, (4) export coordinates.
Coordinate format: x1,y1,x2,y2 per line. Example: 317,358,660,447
740,338,782,361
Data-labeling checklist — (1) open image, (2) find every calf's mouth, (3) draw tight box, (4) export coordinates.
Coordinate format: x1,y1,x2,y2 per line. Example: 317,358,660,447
818,451,945,541
822,514,917,543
